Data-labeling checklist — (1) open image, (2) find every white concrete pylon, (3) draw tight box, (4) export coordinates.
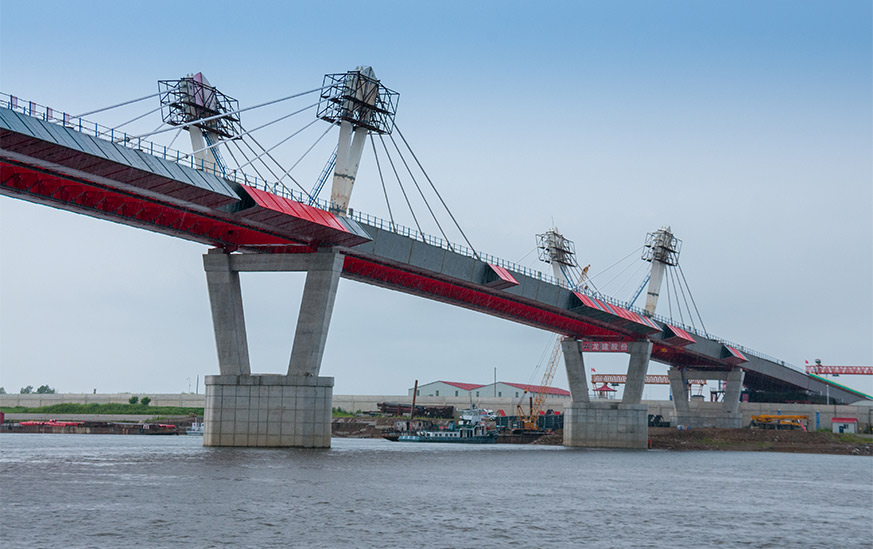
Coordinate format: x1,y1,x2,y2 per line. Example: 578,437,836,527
329,66,378,216
643,225,675,317
644,260,667,316
183,73,219,166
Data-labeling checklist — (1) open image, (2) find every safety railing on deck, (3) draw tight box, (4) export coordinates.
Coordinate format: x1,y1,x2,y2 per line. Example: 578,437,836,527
0,93,801,373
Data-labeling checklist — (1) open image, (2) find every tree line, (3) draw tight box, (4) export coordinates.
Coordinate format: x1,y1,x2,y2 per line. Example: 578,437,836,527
0,385,56,394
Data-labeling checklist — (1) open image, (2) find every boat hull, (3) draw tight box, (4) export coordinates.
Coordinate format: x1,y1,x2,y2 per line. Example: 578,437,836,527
395,433,497,444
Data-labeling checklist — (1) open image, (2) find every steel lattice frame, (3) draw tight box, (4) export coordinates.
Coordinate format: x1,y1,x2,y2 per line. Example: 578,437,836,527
642,229,682,265
317,71,399,134
158,77,241,139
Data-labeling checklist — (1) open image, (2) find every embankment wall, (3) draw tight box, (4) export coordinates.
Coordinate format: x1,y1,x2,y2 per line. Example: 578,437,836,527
2,394,870,430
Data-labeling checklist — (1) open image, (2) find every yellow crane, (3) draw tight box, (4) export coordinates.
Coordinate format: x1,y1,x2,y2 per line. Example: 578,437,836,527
750,415,809,431
516,337,563,431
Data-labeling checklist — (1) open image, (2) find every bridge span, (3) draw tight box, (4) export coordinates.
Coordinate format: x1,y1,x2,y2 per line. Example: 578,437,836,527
1,91,866,448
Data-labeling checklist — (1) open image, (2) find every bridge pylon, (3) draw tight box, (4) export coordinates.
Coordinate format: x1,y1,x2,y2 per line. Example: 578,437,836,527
642,226,681,317
202,249,343,448
317,66,398,216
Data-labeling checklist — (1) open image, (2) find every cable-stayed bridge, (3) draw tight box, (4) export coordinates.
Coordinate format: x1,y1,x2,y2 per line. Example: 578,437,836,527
1,72,867,448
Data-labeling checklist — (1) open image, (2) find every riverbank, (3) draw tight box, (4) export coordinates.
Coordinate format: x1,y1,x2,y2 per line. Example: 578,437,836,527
647,427,873,455
5,416,871,455
529,427,873,455
332,417,873,455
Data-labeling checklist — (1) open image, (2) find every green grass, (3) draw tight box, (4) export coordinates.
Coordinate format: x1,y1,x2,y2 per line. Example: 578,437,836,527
831,432,868,444
0,403,203,416
332,407,358,417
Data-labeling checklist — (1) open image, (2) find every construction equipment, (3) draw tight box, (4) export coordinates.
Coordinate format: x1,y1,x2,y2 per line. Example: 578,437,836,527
517,337,563,430
750,414,809,431
805,359,873,375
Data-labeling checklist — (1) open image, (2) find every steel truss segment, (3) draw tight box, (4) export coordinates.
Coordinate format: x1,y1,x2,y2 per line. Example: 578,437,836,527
317,71,399,134
158,75,241,139
536,230,578,267
642,227,682,265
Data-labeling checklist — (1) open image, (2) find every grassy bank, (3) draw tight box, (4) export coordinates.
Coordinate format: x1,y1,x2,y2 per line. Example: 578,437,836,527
1,403,203,416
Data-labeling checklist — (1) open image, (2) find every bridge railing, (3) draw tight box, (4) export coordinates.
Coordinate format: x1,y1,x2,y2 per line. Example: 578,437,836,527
1,93,802,374
0,93,278,193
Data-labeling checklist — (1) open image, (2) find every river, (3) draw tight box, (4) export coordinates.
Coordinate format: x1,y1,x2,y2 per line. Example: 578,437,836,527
0,434,870,548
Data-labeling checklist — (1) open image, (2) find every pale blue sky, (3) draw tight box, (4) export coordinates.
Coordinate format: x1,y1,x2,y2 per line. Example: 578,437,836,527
1,1,871,398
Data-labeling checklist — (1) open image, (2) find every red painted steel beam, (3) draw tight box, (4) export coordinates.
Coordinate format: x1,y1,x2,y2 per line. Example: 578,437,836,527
0,160,301,251
342,255,626,340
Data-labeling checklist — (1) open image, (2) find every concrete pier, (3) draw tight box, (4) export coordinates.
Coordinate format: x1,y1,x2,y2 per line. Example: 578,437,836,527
204,374,333,447
563,401,649,448
669,367,745,428
202,249,343,448
561,339,650,449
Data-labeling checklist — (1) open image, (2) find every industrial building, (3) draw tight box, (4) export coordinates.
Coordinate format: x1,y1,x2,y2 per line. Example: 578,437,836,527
409,381,484,398
410,381,570,400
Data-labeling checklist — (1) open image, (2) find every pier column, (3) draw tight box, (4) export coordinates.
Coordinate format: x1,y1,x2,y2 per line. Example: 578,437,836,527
667,367,690,416
288,252,344,377
622,341,653,404
562,339,648,449
668,367,745,429
723,368,745,415
204,249,251,376
202,249,343,448
561,339,590,404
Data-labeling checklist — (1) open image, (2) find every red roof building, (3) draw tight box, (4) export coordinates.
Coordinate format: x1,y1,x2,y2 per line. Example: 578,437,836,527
409,380,485,398
410,381,571,399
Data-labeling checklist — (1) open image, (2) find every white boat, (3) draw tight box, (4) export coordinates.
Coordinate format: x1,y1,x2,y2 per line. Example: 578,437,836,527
186,421,204,435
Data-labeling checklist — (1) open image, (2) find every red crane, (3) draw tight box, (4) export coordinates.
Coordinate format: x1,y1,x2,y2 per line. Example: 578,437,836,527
805,360,873,375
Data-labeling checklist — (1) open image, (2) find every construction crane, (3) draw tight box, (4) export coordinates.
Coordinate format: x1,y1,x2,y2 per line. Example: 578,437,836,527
750,415,809,431
805,359,873,376
516,337,563,430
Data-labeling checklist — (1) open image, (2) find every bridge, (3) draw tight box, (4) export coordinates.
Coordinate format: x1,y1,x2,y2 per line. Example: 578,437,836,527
1,71,866,449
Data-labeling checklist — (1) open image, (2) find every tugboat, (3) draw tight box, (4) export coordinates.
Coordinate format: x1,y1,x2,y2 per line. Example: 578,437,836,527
390,407,497,444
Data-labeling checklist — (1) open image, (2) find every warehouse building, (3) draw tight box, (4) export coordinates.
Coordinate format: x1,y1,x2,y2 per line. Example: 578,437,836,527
409,381,570,400
409,381,484,398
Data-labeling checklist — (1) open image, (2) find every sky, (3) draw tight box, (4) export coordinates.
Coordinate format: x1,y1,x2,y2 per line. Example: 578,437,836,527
0,1,871,399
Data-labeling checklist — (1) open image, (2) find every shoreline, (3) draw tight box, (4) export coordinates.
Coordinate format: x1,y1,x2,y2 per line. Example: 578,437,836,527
333,417,873,456
4,417,871,456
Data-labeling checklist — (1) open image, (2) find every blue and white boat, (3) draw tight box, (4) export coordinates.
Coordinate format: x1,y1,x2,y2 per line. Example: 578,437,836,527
393,407,497,444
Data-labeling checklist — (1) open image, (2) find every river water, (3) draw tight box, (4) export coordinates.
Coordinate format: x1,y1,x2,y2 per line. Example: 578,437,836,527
0,435,870,548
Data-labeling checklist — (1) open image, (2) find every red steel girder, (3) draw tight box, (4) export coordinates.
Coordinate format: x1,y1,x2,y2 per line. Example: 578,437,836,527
0,160,299,251
341,255,620,340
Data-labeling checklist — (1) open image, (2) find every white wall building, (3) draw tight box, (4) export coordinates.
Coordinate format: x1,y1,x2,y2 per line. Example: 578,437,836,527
831,417,857,434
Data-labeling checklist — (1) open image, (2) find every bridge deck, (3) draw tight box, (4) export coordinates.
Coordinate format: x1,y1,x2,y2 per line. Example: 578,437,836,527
0,103,864,403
